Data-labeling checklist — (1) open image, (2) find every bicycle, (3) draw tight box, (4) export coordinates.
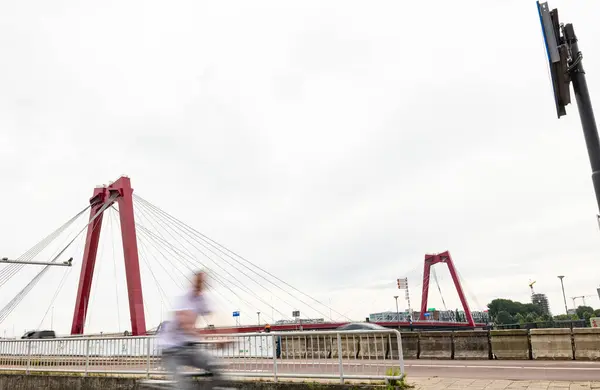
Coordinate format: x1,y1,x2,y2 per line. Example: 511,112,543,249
138,339,237,390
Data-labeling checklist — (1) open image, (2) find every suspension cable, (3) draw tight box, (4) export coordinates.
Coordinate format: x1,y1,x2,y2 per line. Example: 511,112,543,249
132,201,291,321
0,205,90,288
134,216,284,322
133,195,347,321
431,268,448,310
0,194,117,325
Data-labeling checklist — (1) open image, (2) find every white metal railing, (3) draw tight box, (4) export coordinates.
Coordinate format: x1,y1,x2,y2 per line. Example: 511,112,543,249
0,329,404,383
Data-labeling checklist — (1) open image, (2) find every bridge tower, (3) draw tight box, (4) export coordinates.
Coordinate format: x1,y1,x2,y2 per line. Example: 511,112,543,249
70,176,146,336
419,251,475,327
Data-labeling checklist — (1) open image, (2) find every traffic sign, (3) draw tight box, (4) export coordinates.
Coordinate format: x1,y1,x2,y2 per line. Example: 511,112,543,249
397,278,408,289
232,311,240,317
591,317,600,328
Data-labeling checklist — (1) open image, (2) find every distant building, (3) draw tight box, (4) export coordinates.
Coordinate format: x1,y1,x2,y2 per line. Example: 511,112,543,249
369,311,415,322
531,293,551,315
368,310,490,323
274,318,325,325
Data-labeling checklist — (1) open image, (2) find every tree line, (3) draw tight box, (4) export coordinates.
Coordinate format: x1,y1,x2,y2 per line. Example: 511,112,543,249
487,298,600,325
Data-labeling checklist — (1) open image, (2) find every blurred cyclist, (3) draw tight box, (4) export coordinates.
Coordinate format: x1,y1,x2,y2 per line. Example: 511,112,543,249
158,270,225,389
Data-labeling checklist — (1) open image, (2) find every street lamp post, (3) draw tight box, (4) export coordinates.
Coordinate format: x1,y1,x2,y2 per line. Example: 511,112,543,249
393,295,399,328
558,275,568,315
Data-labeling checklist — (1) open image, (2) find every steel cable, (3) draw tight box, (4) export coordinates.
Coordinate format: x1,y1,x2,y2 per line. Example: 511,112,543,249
133,195,345,321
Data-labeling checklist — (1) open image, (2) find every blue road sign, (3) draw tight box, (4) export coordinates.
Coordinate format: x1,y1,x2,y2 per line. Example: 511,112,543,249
536,1,559,64
232,311,240,317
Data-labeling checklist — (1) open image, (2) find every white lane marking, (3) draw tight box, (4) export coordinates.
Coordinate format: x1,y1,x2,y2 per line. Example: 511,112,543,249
406,364,600,371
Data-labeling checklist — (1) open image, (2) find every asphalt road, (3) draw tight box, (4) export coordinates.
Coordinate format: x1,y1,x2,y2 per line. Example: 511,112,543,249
404,359,600,382
3,358,600,382
214,359,600,382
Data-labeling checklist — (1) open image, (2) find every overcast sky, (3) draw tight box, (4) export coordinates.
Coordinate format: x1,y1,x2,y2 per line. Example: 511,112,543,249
1,0,600,336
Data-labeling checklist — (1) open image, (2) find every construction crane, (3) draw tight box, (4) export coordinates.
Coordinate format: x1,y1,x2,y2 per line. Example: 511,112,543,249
571,295,595,307
528,280,536,295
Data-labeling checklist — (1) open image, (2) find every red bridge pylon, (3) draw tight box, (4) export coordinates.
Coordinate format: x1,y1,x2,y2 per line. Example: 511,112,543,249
71,176,146,336
419,251,475,327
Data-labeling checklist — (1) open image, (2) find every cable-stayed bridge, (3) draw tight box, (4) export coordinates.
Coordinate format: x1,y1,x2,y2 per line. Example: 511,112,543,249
0,176,486,338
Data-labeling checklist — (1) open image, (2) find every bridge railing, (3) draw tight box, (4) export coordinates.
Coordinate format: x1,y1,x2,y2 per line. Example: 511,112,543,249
0,329,404,383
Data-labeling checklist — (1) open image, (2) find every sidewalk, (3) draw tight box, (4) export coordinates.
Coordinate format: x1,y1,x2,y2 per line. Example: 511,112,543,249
409,377,600,389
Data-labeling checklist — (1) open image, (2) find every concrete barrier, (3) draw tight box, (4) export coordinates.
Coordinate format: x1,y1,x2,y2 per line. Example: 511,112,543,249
243,328,600,361
281,334,358,359
0,374,367,390
490,329,530,360
338,334,361,359
304,334,331,359
279,335,307,359
530,328,573,360
351,333,390,359
418,331,452,359
573,328,600,361
398,332,419,359
453,330,490,360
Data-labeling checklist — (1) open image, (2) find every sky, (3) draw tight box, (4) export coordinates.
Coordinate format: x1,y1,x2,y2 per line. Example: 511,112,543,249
1,0,600,337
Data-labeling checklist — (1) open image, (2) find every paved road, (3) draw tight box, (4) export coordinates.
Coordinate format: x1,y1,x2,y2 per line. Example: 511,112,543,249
405,359,600,382
3,358,600,382
231,359,600,382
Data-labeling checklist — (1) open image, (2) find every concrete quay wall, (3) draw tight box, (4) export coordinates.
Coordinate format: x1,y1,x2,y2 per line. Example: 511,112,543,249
0,374,378,390
278,327,600,361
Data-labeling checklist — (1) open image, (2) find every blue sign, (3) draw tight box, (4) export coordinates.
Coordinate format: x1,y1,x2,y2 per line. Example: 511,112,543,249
424,312,431,317
232,311,240,317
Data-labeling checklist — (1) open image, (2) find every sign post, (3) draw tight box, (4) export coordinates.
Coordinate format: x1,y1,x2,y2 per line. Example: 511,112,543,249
233,311,240,326
537,2,600,220
397,277,413,326
292,310,301,330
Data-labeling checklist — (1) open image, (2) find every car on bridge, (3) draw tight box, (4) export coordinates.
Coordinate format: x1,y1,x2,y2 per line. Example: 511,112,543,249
337,322,387,331
21,330,56,339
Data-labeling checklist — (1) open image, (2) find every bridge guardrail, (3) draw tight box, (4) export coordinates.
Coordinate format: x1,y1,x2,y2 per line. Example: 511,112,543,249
0,329,405,383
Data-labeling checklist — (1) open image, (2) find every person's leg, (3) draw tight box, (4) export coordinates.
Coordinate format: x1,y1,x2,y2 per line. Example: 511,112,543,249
180,345,225,388
163,349,194,390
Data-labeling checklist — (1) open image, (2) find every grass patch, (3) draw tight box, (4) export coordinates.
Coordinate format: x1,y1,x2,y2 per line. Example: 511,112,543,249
384,368,412,390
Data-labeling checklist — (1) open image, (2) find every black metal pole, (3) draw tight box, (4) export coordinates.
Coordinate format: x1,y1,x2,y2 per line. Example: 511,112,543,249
558,275,568,315
564,24,600,214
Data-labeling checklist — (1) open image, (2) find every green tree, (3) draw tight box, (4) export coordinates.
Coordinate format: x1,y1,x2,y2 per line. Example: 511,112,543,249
554,314,578,321
514,313,526,324
594,309,600,317
539,313,553,322
495,311,515,325
576,306,595,320
488,299,524,317
525,313,538,323
522,303,543,317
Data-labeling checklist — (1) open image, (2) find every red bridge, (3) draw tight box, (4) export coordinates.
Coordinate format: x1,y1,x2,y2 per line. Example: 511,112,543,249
0,177,486,337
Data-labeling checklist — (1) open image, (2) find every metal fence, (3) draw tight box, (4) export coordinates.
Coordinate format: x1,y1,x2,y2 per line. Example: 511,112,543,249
0,329,404,383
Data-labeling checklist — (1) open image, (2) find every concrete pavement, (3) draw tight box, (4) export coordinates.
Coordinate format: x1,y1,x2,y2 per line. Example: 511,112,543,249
408,377,600,389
